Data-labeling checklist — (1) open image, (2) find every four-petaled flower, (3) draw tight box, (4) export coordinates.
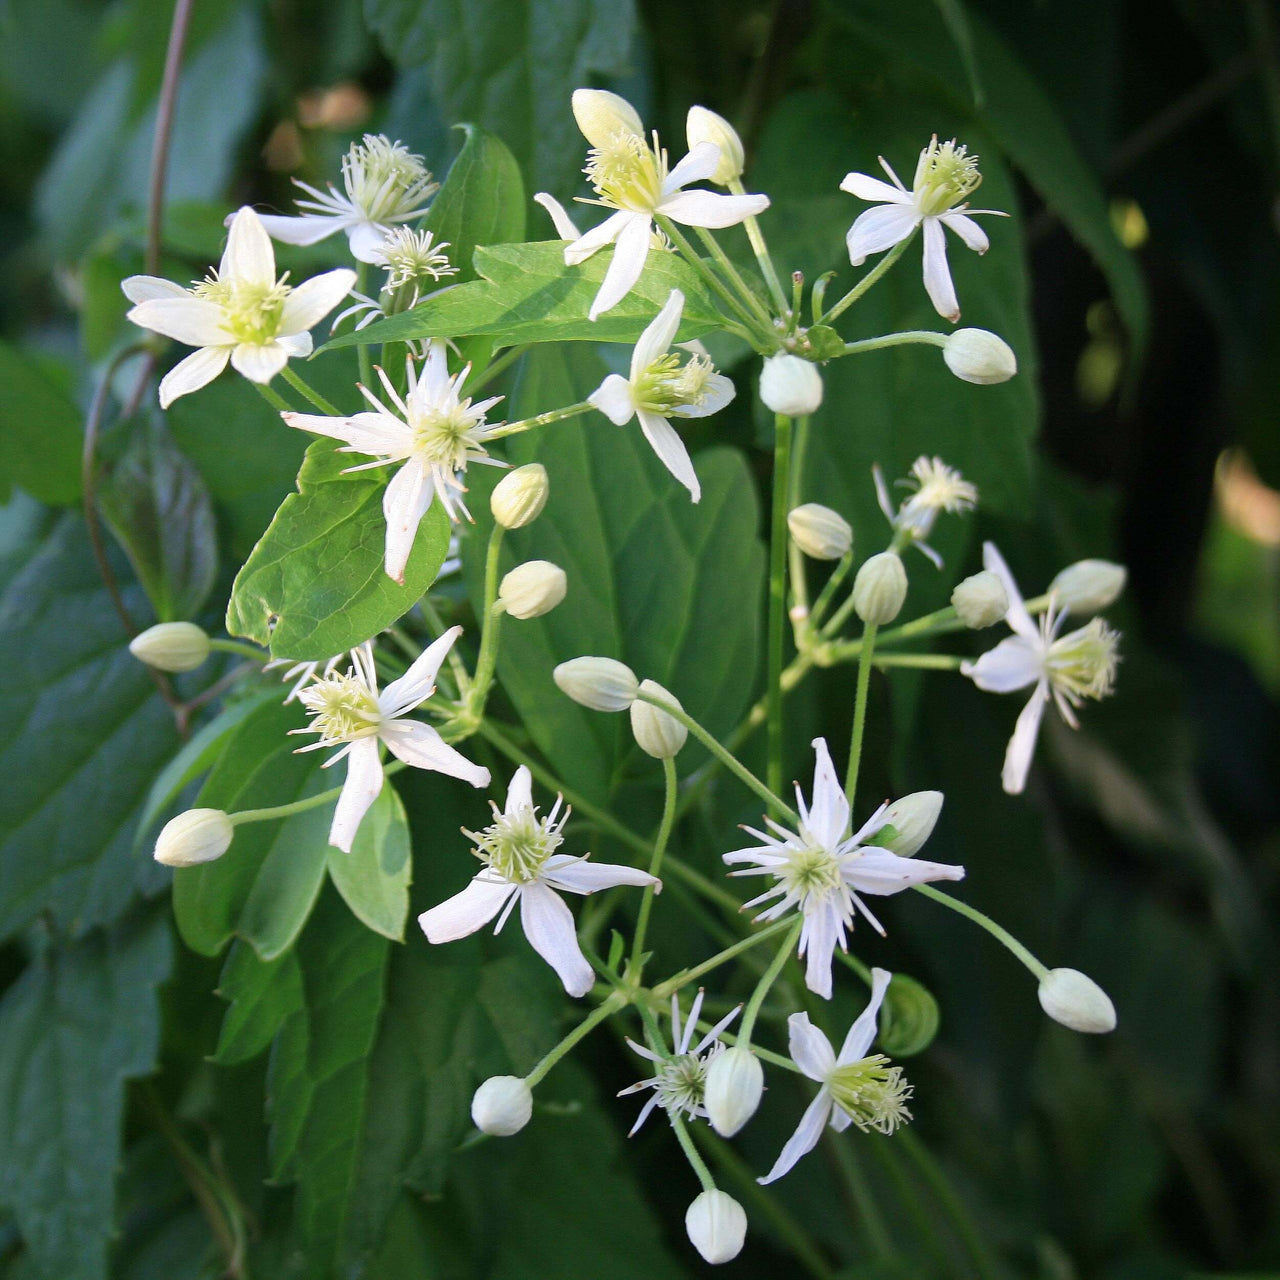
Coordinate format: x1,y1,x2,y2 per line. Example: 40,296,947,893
874,455,978,567
418,766,659,998
724,738,965,998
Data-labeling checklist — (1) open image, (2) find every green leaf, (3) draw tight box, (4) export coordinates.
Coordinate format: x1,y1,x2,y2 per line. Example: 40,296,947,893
322,240,724,351
328,783,412,942
211,940,304,1066
226,438,452,661
0,341,83,505
0,908,171,1280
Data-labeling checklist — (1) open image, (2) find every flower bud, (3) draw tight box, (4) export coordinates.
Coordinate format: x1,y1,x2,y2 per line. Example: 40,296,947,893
1050,559,1127,616
1037,967,1116,1034
630,679,688,759
877,974,941,1057
490,463,549,529
704,1046,764,1137
571,88,644,148
498,560,567,620
951,570,1009,628
759,354,823,416
129,621,210,673
686,105,744,185
788,503,852,561
868,791,943,857
852,552,907,625
471,1075,533,1136
685,1189,747,1265
943,328,1018,385
154,808,233,867
553,656,639,711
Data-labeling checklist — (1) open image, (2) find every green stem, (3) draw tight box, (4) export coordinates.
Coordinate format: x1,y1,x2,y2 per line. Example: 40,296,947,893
467,524,505,707
524,991,628,1088
825,1130,897,1262
229,761,405,826
419,599,471,694
787,415,812,622
355,262,374,390
694,226,777,332
839,330,948,357
252,381,294,414
844,622,877,806
739,918,802,1045
208,638,266,663
487,400,594,440
630,757,678,973
670,1112,717,1192
731,177,791,316
279,364,341,416
914,883,1049,979
807,552,854,629
656,215,772,342
872,653,964,670
821,232,915,326
652,917,795,999
767,411,794,811
466,343,530,393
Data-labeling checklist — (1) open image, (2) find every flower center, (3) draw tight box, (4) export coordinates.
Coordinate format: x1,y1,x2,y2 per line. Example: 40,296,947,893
194,274,291,345
656,1052,708,1115
343,134,438,222
298,672,382,743
377,227,457,293
469,810,564,884
409,403,490,472
585,129,666,211
913,138,982,217
780,842,845,904
826,1055,914,1133
896,457,978,538
633,352,717,415
1046,617,1120,701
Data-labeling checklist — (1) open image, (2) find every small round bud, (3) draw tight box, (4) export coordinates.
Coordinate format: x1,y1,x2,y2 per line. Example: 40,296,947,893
471,1075,533,1136
154,808,233,867
1038,968,1116,1034
490,463,550,529
1050,560,1127,616
630,679,688,759
685,1189,747,1265
704,1046,764,1137
572,88,644,148
686,105,745,185
878,974,941,1057
498,560,567,620
553,656,639,711
852,552,907,625
759,354,823,416
943,328,1018,385
869,791,943,857
129,621,210,673
952,570,1009,628
788,503,852,561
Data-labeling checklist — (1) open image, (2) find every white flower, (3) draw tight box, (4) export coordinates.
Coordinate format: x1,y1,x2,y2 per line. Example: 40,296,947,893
293,629,489,852
331,226,459,337
282,341,504,582
840,136,1005,322
723,739,964,999
874,455,978,567
961,542,1121,795
123,207,355,408
550,88,769,320
759,969,912,1184
588,289,734,501
617,989,740,1135
254,133,439,263
418,766,658,998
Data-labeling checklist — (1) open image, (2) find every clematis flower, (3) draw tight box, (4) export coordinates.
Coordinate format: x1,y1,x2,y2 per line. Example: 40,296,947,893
962,543,1121,795
418,766,658,998
759,969,912,1184
873,455,978,567
123,206,355,408
330,226,458,337
294,629,489,853
723,739,964,999
587,289,734,502
840,136,1005,322
282,341,504,581
253,133,439,263
547,88,769,320
618,989,740,1135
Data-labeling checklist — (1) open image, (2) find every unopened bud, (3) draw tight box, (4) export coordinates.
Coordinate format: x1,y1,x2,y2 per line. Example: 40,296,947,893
878,974,940,1056
788,503,852,561
498,560,567,619
951,570,1009,628
868,791,943,857
129,621,210,673
1038,967,1116,1034
471,1075,533,1136
852,552,907,625
759,354,823,416
704,1046,764,1137
553,656,639,711
572,88,644,148
943,328,1017,385
491,463,549,529
685,1189,747,1265
154,808,233,867
686,105,744,185
630,679,688,759
1050,560,1127,615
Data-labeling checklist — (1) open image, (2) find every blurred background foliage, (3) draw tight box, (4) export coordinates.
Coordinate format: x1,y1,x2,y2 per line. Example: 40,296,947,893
0,0,1278,1277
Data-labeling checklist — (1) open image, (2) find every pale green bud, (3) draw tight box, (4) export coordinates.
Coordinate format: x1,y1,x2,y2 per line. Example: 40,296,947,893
788,503,852,561
1038,967,1116,1034
630,679,688,759
868,791,943,857
759,354,823,416
572,88,644,148
491,463,549,529
685,1189,747,1265
951,570,1009,628
553,656,639,711
471,1075,533,1136
686,105,745,185
129,621,210,673
852,552,907,625
154,808,233,867
498,560,567,620
943,328,1017,385
704,1046,764,1137
1050,559,1127,616
877,974,941,1057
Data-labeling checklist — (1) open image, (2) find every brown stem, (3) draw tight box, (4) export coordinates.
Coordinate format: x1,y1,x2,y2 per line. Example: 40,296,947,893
146,0,197,277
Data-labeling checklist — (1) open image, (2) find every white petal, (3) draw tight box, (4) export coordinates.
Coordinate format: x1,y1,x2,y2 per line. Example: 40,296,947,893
632,289,685,375
347,220,388,263
280,269,358,334
787,1012,836,1081
845,203,920,266
637,410,700,502
873,464,896,523
282,410,409,458
222,207,276,289
542,857,659,895
121,275,189,303
380,719,490,788
256,212,346,247
380,625,462,717
922,217,960,322
519,882,594,998
588,214,652,320
418,876,515,942
800,902,840,999
533,192,581,240
839,172,912,204
961,635,1043,693
127,297,229,347
158,345,230,408
504,764,534,817
806,737,849,851
758,1090,834,1185
564,209,632,265
843,848,965,896
588,373,637,426
382,459,434,584
942,212,989,253
656,189,769,229
672,372,734,419
415,339,454,402
278,331,313,358
231,342,290,384
837,967,892,1063
663,141,722,193
982,541,1035,638
328,736,384,853
1002,685,1048,795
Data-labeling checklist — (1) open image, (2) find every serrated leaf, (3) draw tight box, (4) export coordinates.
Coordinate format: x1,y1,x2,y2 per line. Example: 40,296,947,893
327,783,412,941
0,342,83,506
212,939,304,1066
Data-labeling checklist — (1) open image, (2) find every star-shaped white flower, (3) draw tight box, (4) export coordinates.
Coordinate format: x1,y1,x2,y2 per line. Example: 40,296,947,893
962,542,1121,795
282,341,504,582
254,133,439,263
588,289,734,502
123,206,355,408
723,738,964,999
294,628,489,853
873,455,978,567
418,766,659,998
548,88,769,320
758,968,912,1184
840,136,1005,322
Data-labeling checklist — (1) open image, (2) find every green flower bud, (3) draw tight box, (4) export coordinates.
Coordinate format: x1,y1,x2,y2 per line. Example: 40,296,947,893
553,656,639,711
686,105,745,185
1050,559,1127,615
877,974,941,1057
129,621,210,673
852,552,907,625
154,808,233,867
491,463,550,529
630,679,688,759
471,1075,533,1136
759,354,823,416
868,791,943,857
943,328,1018,384
788,503,852,561
704,1046,764,1137
951,570,1009,628
498,560,567,619
1038,968,1116,1034
685,1189,747,1265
